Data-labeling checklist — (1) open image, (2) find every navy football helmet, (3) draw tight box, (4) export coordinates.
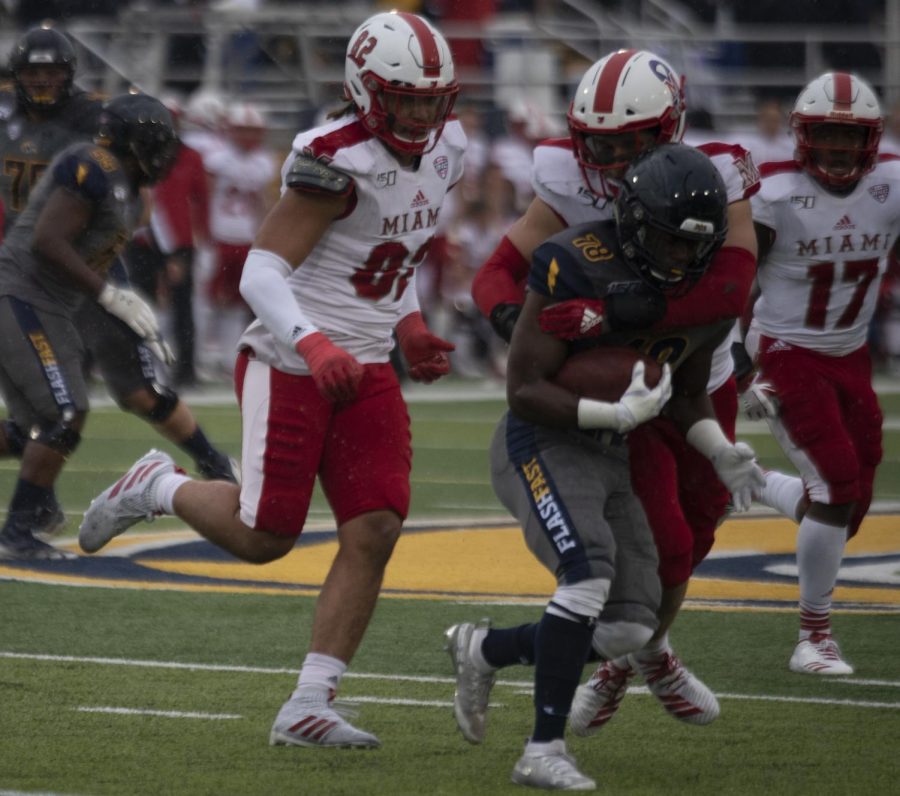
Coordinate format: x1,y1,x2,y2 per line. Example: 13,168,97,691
97,93,179,185
9,26,77,109
615,143,728,295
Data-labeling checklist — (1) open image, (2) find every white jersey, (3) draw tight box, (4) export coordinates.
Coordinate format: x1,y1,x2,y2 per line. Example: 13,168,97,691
240,116,466,374
530,138,760,392
751,155,900,356
205,141,276,244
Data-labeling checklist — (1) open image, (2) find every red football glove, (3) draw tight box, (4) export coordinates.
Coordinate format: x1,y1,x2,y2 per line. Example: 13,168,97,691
539,298,607,340
295,331,364,404
396,311,455,383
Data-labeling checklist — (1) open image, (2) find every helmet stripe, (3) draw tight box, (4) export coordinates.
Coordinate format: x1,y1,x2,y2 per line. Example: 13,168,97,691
832,72,852,112
593,49,637,114
399,12,441,78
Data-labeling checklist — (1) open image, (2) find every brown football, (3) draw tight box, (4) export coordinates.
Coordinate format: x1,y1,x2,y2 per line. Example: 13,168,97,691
553,346,662,402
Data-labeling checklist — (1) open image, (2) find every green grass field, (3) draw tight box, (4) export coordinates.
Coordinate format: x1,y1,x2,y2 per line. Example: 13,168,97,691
1,382,898,795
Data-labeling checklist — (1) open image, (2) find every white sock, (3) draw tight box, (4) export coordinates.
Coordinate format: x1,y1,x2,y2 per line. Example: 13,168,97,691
525,738,566,755
632,632,670,665
155,472,192,515
759,471,806,522
295,652,347,698
796,514,847,640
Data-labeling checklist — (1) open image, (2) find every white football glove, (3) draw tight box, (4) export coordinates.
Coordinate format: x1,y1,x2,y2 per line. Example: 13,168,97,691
710,441,766,512
98,284,160,340
143,334,176,367
614,362,672,433
741,375,779,420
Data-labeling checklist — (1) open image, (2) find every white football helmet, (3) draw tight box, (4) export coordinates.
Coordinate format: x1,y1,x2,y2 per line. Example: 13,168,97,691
568,49,686,195
791,72,883,188
186,89,225,131
344,11,458,155
226,102,266,150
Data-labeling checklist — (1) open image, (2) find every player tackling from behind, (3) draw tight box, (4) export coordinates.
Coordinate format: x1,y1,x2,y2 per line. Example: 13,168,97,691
745,72,895,675
80,11,462,749
467,49,760,737
448,144,764,790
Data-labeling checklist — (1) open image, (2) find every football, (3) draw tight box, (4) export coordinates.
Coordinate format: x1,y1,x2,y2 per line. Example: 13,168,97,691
552,346,662,402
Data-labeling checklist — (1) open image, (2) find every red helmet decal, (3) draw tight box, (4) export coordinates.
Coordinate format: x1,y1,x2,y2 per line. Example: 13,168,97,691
832,72,852,113
592,49,636,114
399,12,441,78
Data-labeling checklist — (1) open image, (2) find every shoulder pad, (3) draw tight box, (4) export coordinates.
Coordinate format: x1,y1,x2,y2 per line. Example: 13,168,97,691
285,152,353,196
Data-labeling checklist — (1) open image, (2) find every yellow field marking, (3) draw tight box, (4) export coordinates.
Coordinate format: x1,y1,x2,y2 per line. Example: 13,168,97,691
2,515,897,607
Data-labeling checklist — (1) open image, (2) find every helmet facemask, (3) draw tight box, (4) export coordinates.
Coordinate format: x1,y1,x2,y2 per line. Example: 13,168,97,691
358,73,458,155
793,119,881,189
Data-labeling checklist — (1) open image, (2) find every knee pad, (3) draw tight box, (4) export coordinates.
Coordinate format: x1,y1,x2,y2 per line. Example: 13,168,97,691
591,620,655,661
546,578,610,624
2,419,27,457
31,420,82,456
143,384,180,423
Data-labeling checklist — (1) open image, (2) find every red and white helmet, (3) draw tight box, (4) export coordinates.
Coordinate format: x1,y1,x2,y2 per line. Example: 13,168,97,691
567,50,686,195
226,102,266,150
791,71,883,188
344,11,458,156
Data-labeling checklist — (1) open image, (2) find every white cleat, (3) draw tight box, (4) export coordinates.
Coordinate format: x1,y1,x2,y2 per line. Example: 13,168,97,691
269,693,380,749
569,659,634,736
79,449,177,553
445,620,496,744
789,634,854,675
633,651,720,725
511,739,596,791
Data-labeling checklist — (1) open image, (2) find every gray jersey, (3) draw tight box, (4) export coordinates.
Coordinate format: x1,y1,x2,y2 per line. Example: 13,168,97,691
0,141,142,317
0,88,104,225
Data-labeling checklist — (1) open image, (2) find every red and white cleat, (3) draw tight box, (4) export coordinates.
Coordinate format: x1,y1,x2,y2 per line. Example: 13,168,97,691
79,449,178,553
789,633,854,676
270,691,380,749
633,651,720,725
569,659,635,736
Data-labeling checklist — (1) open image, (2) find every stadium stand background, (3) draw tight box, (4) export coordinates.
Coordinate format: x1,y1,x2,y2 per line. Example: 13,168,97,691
1,0,898,152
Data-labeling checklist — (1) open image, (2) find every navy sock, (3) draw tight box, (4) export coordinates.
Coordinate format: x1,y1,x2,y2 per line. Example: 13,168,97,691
178,427,218,465
5,478,53,527
532,612,593,742
482,623,539,668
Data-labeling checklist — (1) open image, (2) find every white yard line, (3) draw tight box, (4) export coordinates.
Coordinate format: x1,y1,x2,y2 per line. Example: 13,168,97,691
75,706,241,720
3,651,898,712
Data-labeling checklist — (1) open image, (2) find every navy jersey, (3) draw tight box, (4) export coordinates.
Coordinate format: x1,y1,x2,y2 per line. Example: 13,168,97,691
0,141,142,317
529,219,732,370
0,86,104,224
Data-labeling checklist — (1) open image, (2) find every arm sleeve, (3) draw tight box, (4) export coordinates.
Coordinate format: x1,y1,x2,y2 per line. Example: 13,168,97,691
654,246,756,329
471,235,530,317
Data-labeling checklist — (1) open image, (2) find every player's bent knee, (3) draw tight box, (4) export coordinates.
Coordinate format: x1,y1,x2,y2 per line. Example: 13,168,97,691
548,578,611,621
239,531,296,564
658,552,693,591
123,384,180,423
31,416,84,456
591,620,655,660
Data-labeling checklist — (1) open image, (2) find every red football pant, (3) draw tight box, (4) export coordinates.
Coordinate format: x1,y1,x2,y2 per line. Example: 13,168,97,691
629,377,737,589
234,351,412,536
758,338,881,537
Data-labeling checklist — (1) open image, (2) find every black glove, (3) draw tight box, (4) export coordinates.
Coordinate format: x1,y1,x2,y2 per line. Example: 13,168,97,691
606,290,668,331
489,302,521,343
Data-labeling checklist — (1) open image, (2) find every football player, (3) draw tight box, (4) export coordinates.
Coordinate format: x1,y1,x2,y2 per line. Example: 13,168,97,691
467,49,759,732
0,94,180,560
447,144,764,789
78,12,461,749
0,27,238,561
746,72,894,675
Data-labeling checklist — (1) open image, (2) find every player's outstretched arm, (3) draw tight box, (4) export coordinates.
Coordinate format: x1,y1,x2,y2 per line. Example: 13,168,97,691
472,197,565,341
